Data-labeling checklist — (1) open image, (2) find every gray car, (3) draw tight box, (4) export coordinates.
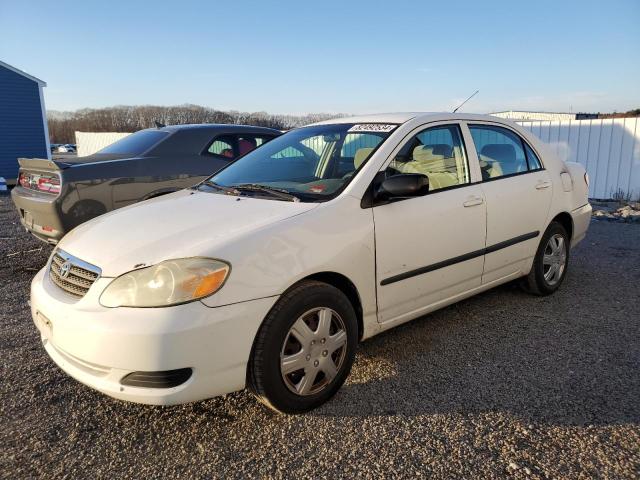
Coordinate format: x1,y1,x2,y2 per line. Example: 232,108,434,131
11,124,281,243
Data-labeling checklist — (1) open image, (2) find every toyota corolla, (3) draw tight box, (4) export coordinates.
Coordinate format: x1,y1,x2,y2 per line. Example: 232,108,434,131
30,113,591,413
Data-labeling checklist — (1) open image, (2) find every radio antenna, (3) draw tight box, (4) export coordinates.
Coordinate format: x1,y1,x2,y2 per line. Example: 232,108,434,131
452,90,479,113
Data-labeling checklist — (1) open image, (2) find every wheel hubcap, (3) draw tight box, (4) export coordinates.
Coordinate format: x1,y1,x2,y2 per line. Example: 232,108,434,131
543,233,567,286
280,307,347,396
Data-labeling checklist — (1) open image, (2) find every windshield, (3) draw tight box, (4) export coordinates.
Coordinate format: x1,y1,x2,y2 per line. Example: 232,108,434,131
205,123,396,201
97,130,169,155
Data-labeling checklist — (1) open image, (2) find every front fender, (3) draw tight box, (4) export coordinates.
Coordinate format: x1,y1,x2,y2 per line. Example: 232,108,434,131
199,196,377,329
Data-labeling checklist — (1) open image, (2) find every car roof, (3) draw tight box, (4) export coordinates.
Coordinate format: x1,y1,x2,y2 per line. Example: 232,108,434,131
310,112,516,126
158,123,282,134
311,112,426,125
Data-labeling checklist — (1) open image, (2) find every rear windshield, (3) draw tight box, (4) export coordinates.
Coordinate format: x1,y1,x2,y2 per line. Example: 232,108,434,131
97,130,169,155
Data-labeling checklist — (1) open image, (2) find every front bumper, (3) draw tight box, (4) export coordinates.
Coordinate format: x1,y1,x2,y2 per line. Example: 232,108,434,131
31,267,278,405
11,186,64,243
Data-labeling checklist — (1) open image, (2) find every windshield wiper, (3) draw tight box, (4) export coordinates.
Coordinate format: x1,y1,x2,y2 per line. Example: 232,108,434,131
200,180,240,196
232,183,300,202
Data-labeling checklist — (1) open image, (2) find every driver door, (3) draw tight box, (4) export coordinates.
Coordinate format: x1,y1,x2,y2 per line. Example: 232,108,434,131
373,123,487,324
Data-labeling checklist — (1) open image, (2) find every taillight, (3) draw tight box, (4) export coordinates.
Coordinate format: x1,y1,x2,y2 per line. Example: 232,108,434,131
584,172,590,187
18,171,61,195
18,172,29,188
37,176,61,194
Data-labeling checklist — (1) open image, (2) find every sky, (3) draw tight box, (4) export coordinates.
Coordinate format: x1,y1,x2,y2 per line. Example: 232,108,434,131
0,0,638,115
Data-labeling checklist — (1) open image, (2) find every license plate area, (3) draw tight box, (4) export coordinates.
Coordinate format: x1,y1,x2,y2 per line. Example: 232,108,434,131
22,210,34,228
35,312,53,340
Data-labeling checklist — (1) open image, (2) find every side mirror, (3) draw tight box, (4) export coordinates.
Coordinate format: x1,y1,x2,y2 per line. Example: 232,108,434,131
376,174,429,200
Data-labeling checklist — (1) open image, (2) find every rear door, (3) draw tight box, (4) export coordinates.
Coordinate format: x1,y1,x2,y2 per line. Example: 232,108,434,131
373,122,487,324
465,123,553,284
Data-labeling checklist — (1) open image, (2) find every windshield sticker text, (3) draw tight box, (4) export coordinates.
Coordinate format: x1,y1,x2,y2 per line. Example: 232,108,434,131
348,124,397,133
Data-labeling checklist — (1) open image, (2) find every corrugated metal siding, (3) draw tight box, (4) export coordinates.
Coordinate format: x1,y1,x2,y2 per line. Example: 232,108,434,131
0,66,48,180
518,118,640,200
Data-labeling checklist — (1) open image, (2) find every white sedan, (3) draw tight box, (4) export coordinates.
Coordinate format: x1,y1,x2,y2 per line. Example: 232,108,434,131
30,113,591,413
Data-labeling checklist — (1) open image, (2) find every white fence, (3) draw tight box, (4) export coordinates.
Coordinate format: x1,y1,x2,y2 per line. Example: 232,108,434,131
517,118,640,200
493,111,578,121
75,131,131,157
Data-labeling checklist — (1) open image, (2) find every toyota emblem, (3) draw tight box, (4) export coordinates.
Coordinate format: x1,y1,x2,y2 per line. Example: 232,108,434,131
60,261,72,278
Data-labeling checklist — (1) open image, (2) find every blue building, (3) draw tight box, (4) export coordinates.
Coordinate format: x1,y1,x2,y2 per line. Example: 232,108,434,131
0,60,50,183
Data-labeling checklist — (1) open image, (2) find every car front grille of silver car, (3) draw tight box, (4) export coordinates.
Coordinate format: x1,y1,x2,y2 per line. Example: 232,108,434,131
49,250,101,298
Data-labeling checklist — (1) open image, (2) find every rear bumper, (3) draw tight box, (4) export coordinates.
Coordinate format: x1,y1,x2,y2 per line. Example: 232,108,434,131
11,186,64,243
570,203,592,248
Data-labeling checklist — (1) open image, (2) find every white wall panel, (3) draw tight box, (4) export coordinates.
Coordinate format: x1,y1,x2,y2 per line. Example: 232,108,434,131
492,111,576,121
75,131,131,157
518,118,640,200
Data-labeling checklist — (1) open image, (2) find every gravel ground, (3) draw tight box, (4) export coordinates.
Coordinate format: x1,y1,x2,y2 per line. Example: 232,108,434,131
1,194,639,479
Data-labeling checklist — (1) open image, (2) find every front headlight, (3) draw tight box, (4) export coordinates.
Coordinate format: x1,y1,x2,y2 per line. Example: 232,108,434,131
99,258,230,308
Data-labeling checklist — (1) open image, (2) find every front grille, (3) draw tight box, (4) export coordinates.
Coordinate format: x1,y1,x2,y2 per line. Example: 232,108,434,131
49,250,101,298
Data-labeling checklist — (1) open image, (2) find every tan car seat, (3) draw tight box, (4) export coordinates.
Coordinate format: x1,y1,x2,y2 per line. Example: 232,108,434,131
353,147,374,170
478,155,504,179
390,146,457,190
479,144,518,179
409,145,459,189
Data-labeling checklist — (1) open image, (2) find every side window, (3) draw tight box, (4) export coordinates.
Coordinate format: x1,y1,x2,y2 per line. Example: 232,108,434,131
208,135,235,158
387,124,469,192
524,143,543,170
469,125,529,180
237,135,274,156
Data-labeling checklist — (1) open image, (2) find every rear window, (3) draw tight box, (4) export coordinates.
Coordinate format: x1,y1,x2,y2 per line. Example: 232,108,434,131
97,130,170,155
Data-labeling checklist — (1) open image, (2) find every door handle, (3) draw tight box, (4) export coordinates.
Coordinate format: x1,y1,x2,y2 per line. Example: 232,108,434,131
463,196,484,207
536,180,551,190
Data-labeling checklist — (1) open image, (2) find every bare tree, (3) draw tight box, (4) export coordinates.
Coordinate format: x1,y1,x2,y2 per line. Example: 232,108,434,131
48,105,346,143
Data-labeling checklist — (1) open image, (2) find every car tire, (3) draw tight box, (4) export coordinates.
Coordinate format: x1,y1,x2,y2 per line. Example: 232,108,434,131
522,221,570,296
247,280,358,414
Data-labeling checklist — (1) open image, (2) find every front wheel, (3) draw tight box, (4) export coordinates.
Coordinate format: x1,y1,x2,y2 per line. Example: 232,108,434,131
523,222,570,295
247,280,358,414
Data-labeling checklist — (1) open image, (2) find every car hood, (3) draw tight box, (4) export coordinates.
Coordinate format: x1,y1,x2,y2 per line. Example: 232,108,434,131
58,189,318,277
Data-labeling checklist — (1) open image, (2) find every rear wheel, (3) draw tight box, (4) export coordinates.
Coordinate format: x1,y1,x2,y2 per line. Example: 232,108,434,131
523,222,570,295
247,281,358,414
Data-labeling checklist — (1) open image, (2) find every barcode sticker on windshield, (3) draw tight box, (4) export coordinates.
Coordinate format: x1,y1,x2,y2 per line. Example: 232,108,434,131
348,124,397,133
